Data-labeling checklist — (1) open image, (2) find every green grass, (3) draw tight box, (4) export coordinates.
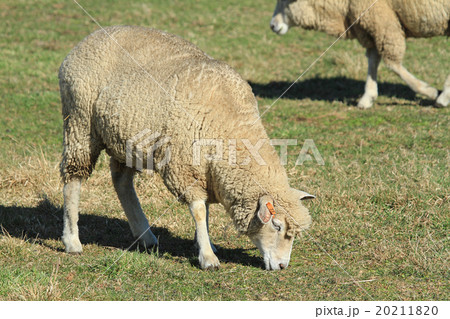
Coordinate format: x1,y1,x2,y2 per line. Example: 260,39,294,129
0,0,449,300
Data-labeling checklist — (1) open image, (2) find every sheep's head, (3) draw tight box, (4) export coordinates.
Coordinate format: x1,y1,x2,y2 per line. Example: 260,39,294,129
270,0,314,35
247,189,313,270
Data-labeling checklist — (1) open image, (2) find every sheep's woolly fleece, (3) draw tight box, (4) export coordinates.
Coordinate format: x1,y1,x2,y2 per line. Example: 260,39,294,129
59,26,311,236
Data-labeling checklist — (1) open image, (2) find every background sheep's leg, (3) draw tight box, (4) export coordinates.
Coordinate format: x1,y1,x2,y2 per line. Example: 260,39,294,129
358,47,381,109
194,203,217,253
62,177,83,253
365,12,439,105
110,158,157,249
189,200,220,270
377,35,438,101
387,63,439,100
436,75,450,108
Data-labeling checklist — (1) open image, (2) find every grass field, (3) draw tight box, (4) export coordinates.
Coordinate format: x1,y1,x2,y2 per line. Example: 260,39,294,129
0,0,448,300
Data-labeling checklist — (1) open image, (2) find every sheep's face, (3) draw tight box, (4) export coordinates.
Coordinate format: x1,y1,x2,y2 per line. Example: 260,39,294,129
271,0,313,35
271,0,293,35
248,192,312,270
249,213,294,270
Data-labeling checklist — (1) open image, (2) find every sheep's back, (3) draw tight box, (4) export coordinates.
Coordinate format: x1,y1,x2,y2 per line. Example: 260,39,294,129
59,26,210,96
389,0,449,37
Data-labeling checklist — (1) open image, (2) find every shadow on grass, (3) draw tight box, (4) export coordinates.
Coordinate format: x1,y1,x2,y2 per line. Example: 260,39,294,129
248,77,426,105
0,198,262,269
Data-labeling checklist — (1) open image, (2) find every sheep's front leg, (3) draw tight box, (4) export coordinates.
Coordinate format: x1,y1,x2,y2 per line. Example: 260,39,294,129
62,177,83,253
194,203,217,253
189,200,220,270
358,48,381,109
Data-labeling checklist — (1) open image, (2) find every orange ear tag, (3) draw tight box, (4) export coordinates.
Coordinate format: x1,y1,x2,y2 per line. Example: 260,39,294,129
266,202,276,216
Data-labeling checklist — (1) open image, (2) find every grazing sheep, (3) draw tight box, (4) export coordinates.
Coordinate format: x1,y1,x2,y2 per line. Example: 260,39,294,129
270,0,450,108
59,26,313,270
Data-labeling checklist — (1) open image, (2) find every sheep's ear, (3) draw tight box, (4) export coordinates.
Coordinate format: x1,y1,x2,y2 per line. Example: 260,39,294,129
257,195,274,224
292,188,315,200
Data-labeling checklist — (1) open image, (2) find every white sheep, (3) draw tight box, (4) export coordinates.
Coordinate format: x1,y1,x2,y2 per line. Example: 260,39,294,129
59,26,313,270
270,0,450,108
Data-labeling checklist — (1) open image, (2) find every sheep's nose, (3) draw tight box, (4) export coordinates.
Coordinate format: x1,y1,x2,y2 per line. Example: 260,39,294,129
279,263,286,269
270,23,276,31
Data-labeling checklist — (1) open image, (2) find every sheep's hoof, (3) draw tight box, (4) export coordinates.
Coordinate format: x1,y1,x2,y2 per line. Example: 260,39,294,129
435,101,448,108
199,253,220,270
63,236,83,254
435,90,449,108
139,232,158,248
204,264,220,271
357,96,374,109
424,87,439,100
135,242,157,253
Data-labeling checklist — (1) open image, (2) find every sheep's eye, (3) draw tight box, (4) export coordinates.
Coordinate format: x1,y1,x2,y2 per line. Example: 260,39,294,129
272,219,282,232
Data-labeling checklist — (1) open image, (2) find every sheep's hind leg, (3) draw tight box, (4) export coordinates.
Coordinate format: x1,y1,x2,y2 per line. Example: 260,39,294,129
436,75,450,108
110,158,157,249
387,62,439,101
370,18,438,105
62,177,83,253
358,48,381,109
189,200,220,270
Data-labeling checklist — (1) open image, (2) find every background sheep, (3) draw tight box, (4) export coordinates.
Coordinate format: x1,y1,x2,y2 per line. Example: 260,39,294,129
270,0,450,108
59,26,312,270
